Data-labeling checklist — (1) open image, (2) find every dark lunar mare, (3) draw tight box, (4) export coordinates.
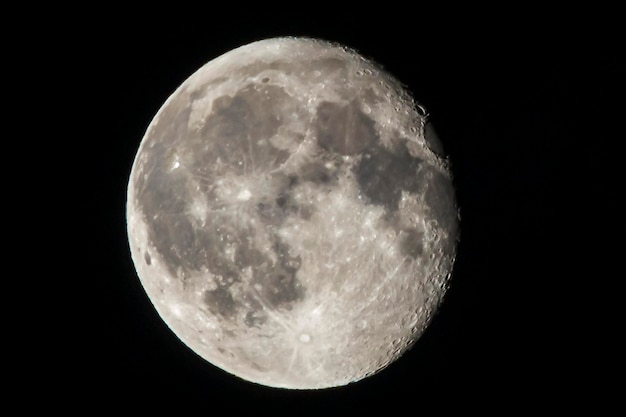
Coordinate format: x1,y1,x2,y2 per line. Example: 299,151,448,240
315,101,377,155
355,143,423,212
311,96,446,263
135,83,310,322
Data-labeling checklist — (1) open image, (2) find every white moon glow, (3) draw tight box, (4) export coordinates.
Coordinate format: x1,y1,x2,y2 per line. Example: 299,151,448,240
126,37,459,389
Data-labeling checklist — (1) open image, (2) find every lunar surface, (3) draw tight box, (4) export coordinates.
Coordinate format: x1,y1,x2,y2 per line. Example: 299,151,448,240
126,37,459,389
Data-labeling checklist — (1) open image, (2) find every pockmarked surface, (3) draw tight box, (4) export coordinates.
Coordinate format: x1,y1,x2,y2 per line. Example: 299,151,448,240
127,37,459,389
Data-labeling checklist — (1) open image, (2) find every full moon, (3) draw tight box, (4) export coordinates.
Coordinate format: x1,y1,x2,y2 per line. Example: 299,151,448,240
126,37,459,389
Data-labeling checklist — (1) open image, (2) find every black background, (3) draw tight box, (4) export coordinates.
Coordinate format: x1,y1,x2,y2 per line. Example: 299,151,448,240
60,9,620,413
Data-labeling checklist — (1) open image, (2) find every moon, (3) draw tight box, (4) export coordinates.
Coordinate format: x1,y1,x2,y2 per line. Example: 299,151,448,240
126,37,459,389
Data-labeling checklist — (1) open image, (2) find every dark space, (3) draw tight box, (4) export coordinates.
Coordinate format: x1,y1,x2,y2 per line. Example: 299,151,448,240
61,10,619,414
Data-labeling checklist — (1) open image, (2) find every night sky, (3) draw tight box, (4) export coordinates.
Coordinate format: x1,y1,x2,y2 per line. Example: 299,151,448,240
65,11,618,413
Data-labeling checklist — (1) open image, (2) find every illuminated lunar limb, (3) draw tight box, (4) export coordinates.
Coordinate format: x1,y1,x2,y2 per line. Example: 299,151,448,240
126,37,459,389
